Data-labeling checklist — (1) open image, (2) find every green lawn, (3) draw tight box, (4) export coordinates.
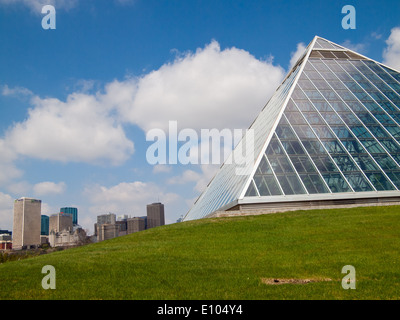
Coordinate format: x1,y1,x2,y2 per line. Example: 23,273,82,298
0,205,399,299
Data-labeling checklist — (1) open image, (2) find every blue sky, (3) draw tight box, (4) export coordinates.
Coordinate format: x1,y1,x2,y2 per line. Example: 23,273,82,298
1,0,400,233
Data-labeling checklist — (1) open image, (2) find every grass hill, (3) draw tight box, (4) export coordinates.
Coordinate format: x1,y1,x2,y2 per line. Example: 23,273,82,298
0,205,399,300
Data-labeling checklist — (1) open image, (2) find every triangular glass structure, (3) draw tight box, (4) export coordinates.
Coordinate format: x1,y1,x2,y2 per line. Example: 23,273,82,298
183,36,400,221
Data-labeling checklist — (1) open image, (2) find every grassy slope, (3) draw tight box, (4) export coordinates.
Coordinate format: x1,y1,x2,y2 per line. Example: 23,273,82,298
0,205,399,300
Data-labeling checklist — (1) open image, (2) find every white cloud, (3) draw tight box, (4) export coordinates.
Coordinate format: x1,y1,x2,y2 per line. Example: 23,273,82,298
4,91,134,165
0,139,22,186
2,40,287,170
1,84,33,98
123,40,285,133
6,181,32,195
40,202,58,215
371,32,382,40
383,27,400,71
2,40,285,172
33,181,66,196
153,164,172,174
0,192,13,231
167,164,219,193
289,42,306,70
167,169,201,185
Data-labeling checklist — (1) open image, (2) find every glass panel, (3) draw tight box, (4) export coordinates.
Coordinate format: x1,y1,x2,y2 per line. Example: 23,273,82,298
322,173,352,193
289,156,316,173
287,175,307,194
363,172,395,191
266,134,306,195
381,65,400,83
386,172,400,189
292,88,308,100
303,89,325,100
313,125,335,139
256,156,272,174
360,140,386,154
275,175,293,194
311,155,339,172
320,112,343,125
343,172,373,192
268,156,292,173
254,175,282,196
320,51,336,59
351,155,376,170
312,79,331,90
245,180,258,197
332,51,349,59
323,140,346,153
314,38,342,49
372,154,398,170
300,174,330,194
254,176,270,196
331,154,358,171
305,112,325,125
276,174,306,195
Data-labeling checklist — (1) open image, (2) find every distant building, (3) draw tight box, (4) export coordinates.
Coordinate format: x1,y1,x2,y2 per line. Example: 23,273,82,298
0,230,11,236
96,213,116,241
60,207,78,225
94,203,165,242
98,224,119,241
49,213,73,234
0,234,12,250
49,227,87,248
127,217,146,233
97,213,116,226
12,197,41,250
147,202,165,229
117,214,128,221
41,215,49,236
116,220,127,237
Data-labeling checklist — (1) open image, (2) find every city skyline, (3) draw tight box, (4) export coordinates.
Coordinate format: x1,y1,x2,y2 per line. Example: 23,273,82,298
1,0,400,232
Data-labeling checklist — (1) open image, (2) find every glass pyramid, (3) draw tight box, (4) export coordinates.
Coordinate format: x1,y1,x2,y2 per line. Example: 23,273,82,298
183,36,400,221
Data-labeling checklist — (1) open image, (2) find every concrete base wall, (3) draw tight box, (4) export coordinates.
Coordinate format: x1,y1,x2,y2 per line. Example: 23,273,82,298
207,196,400,218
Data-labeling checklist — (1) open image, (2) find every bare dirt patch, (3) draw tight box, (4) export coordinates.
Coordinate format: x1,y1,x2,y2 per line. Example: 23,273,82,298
261,278,332,285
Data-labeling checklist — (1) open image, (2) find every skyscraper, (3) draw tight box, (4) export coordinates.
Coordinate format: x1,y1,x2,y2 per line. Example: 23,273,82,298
184,36,400,221
49,213,73,233
147,203,165,228
127,217,146,233
41,215,49,236
96,213,116,241
60,207,78,225
12,197,41,250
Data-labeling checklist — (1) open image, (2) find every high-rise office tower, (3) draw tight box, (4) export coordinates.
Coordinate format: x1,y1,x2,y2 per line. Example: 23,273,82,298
127,217,146,233
41,215,49,236
49,213,73,233
60,207,78,225
12,197,42,250
146,203,165,228
96,213,117,241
